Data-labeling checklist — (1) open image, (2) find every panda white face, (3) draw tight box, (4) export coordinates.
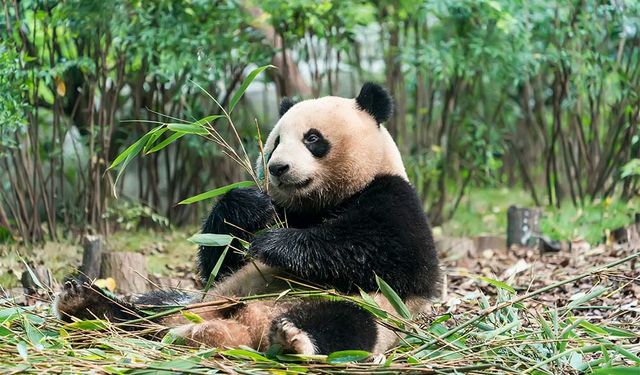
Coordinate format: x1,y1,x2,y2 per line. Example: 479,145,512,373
258,92,407,211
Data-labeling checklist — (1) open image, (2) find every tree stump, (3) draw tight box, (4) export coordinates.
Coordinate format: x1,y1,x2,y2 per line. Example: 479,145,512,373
100,252,149,294
474,236,506,252
507,206,541,248
80,234,104,279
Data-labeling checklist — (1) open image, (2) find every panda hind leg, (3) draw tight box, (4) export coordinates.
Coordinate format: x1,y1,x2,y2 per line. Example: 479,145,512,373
171,301,282,350
268,300,378,355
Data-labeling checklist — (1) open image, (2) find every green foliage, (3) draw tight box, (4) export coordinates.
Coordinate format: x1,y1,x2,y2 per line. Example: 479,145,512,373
0,42,28,152
103,201,170,231
2,0,638,240
446,188,639,244
541,198,640,244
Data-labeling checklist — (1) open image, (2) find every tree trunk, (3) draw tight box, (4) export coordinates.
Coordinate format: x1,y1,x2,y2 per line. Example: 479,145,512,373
100,252,149,294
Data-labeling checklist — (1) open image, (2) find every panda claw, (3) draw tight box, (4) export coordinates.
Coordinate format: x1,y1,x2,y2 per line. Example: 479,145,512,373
269,317,317,355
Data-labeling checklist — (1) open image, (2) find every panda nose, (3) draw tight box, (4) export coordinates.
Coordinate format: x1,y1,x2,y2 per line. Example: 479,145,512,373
269,163,290,177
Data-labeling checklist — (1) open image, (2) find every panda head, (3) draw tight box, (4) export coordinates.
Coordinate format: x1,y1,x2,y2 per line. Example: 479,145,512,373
258,83,407,211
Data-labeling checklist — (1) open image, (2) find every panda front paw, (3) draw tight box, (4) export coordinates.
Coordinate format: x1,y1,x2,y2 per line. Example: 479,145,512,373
248,229,287,262
215,187,276,233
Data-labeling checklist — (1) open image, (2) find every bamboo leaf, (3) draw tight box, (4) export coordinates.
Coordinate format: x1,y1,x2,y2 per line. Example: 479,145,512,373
181,311,205,324
202,244,230,295
166,123,208,135
222,349,271,362
566,286,608,310
143,127,168,153
229,65,275,112
193,114,225,126
109,126,162,169
327,350,370,364
187,233,233,247
375,275,411,319
478,276,516,294
63,320,109,331
178,181,256,204
146,132,185,154
590,367,640,375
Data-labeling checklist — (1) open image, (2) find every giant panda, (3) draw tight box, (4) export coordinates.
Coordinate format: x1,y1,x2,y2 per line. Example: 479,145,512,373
54,83,440,355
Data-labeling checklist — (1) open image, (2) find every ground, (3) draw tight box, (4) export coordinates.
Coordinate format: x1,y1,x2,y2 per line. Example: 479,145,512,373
0,189,639,373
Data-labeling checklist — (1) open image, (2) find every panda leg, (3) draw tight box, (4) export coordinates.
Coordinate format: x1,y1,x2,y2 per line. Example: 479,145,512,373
171,318,253,348
171,301,281,349
268,300,378,355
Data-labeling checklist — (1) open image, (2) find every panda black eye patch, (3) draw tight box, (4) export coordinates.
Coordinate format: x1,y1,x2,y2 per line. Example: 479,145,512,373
303,129,330,158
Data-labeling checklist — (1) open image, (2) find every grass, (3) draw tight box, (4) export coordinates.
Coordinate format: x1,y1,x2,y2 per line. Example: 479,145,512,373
0,228,196,289
443,188,640,244
1,252,638,374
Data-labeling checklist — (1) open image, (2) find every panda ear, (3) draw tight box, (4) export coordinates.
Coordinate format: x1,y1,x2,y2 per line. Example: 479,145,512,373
279,97,297,117
355,82,393,125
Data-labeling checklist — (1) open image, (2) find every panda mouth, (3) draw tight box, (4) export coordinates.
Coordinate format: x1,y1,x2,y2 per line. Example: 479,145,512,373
278,178,312,190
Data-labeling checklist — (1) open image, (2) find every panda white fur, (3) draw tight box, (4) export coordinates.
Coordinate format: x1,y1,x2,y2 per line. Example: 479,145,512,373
54,83,440,355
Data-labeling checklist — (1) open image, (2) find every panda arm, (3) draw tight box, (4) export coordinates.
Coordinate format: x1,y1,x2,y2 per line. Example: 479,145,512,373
250,175,439,298
198,187,276,283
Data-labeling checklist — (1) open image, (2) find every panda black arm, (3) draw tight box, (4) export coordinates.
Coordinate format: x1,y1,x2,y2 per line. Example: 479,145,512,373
250,175,440,299
198,187,276,283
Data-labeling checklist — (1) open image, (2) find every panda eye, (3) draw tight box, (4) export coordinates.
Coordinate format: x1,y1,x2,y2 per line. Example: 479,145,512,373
305,134,320,144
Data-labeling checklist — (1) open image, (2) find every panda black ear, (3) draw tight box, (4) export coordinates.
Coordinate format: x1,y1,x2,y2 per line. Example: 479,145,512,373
355,82,393,125
279,97,297,117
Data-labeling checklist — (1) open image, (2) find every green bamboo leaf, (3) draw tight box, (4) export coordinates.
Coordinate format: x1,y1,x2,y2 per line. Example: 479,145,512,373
187,233,233,247
578,320,608,335
0,307,23,324
16,341,28,361
566,286,608,310
63,319,109,331
143,127,168,153
600,326,638,338
229,65,275,112
611,347,640,363
166,123,208,135
222,349,271,362
193,114,225,126
178,181,256,204
357,289,388,319
109,126,162,169
478,276,516,294
375,275,411,319
181,311,205,323
590,367,640,375
327,350,370,364
146,132,185,154
203,245,230,295
109,128,161,196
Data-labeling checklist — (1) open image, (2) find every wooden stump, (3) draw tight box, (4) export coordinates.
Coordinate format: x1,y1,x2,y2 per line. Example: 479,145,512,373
100,252,149,294
608,213,640,249
80,234,104,279
507,206,541,248
474,236,506,252
21,265,54,293
435,237,476,267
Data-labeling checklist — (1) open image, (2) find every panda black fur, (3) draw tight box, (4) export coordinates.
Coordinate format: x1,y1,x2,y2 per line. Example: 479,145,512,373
54,83,440,355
